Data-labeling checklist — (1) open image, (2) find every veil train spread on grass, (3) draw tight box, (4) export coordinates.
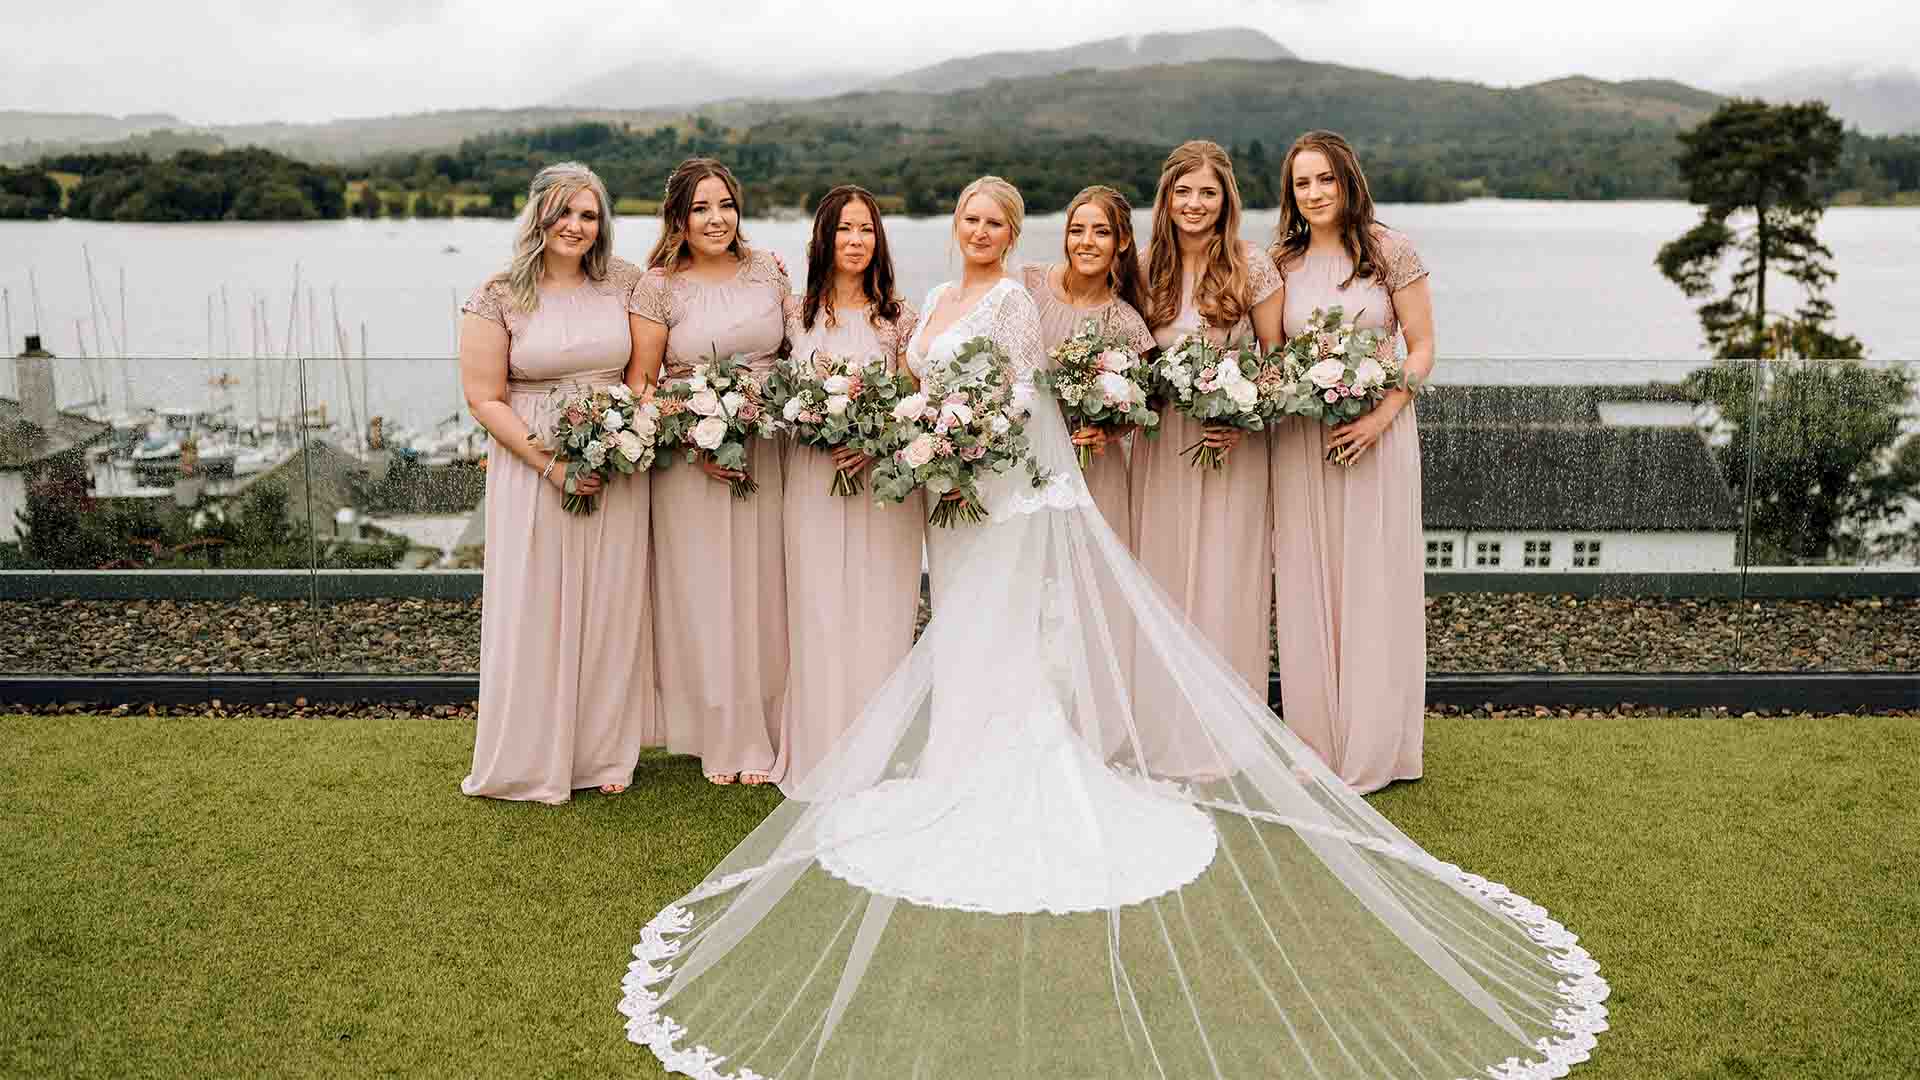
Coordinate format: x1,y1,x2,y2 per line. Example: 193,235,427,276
619,352,1608,1078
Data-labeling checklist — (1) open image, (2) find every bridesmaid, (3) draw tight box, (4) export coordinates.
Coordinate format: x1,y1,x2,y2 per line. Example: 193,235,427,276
1019,184,1157,540
458,162,657,803
631,157,791,786
1267,130,1435,794
1131,140,1284,709
771,185,923,792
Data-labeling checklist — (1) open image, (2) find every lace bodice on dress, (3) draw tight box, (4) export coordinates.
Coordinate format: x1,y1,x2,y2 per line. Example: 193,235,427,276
1275,224,1428,346
628,248,789,378
782,294,920,371
461,257,644,385
1147,240,1284,351
906,277,1045,388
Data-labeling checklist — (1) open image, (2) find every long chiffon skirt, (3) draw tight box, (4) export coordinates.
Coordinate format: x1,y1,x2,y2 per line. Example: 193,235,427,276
1269,408,1426,793
652,438,787,777
463,393,658,804
1128,410,1272,774
772,446,925,789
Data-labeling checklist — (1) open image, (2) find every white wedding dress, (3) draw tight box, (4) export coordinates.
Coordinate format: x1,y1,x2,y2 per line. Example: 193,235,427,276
620,277,1608,1079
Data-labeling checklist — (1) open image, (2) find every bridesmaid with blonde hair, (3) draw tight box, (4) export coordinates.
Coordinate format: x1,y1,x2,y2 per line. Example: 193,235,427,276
771,184,923,792
1267,130,1435,793
631,157,791,786
458,161,657,803
1131,141,1284,713
1019,184,1156,538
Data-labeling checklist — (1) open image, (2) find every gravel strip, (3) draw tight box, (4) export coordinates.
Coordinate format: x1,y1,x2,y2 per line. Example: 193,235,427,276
0,595,1914,674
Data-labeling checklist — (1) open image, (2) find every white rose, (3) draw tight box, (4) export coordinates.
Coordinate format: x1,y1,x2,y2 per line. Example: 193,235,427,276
1213,359,1249,387
687,389,722,417
826,394,851,416
613,429,645,462
610,383,634,403
782,395,804,422
1010,382,1036,416
691,416,729,451
938,401,975,429
631,404,659,436
989,414,1012,435
603,408,624,432
892,393,929,422
901,433,937,468
720,391,745,417
1305,358,1348,390
1352,357,1387,392
1096,371,1135,406
582,439,608,467
1097,349,1133,374
687,372,709,393
1226,380,1258,409
822,374,851,394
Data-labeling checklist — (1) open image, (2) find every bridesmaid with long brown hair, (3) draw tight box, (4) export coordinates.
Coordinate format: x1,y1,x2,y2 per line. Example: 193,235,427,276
1019,184,1156,539
771,185,923,792
1267,131,1434,793
458,162,657,803
1131,141,1284,713
630,157,791,786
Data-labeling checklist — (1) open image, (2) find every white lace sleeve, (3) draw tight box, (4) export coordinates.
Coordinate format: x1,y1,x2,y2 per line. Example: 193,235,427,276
989,285,1046,379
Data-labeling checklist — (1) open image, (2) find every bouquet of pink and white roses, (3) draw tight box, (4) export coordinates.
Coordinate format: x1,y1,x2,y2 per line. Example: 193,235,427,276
869,335,1039,528
1276,305,1408,464
1148,332,1276,470
654,349,776,499
763,350,919,496
532,381,659,515
1034,315,1157,471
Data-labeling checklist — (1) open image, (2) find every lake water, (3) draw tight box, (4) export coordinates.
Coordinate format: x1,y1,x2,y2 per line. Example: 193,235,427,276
3,200,1916,430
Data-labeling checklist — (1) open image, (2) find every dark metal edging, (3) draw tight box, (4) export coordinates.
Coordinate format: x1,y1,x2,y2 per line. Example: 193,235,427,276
3,673,1913,712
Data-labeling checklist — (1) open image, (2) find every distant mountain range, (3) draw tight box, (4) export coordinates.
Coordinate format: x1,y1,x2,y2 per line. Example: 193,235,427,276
865,27,1295,95
3,28,1916,171
1730,67,1920,136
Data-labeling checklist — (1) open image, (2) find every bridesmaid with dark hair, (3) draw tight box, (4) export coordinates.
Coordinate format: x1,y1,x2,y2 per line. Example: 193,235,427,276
1019,184,1157,539
630,157,791,786
1267,130,1436,793
1131,141,1285,698
458,162,657,803
771,185,923,792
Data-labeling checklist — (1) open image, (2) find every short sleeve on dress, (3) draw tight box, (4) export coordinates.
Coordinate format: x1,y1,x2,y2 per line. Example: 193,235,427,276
629,268,674,326
461,279,510,328
1244,242,1283,306
890,299,921,366
1112,301,1157,356
1375,227,1430,293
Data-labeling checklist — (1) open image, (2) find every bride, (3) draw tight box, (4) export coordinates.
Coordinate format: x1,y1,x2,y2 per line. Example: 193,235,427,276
619,177,1609,1079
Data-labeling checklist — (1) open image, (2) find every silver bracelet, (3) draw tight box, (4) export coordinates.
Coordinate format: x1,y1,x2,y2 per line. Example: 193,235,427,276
540,455,559,481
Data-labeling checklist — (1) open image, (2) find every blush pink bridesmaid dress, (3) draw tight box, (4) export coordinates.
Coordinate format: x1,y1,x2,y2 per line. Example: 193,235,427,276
1269,224,1430,793
460,257,659,804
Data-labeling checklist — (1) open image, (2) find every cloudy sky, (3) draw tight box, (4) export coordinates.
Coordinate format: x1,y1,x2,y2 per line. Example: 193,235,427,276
4,0,1916,125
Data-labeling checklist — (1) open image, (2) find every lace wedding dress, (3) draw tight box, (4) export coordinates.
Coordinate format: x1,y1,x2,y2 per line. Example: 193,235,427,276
620,277,1608,1079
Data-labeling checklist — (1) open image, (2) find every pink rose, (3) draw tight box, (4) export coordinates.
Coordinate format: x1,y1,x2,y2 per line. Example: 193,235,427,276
1323,389,1339,404
739,402,762,422
961,445,986,460
565,408,587,426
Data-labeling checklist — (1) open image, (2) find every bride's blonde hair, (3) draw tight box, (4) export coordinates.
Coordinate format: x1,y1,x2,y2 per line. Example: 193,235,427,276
951,176,1024,265
498,162,614,313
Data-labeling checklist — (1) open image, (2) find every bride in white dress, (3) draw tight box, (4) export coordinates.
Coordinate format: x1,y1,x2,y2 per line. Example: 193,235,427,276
619,177,1610,1079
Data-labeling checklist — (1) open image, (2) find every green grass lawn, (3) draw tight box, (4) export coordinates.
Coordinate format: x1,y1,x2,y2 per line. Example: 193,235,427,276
1,712,1915,1078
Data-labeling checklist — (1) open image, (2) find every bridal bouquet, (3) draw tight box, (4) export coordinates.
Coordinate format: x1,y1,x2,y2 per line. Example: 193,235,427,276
1276,306,1406,464
869,335,1037,528
531,382,658,515
1033,316,1157,470
764,350,918,496
1149,332,1274,470
654,349,775,498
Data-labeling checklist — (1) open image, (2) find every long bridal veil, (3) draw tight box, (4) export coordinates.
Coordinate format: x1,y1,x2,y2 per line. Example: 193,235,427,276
621,388,1608,1078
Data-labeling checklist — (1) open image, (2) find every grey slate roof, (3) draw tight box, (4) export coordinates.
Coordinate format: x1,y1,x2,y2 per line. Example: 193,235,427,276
0,396,110,470
1418,419,1743,532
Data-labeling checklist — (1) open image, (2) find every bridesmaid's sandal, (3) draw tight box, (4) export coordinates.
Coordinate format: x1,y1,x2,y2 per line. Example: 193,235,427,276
739,772,772,787
706,773,738,785
598,783,627,795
